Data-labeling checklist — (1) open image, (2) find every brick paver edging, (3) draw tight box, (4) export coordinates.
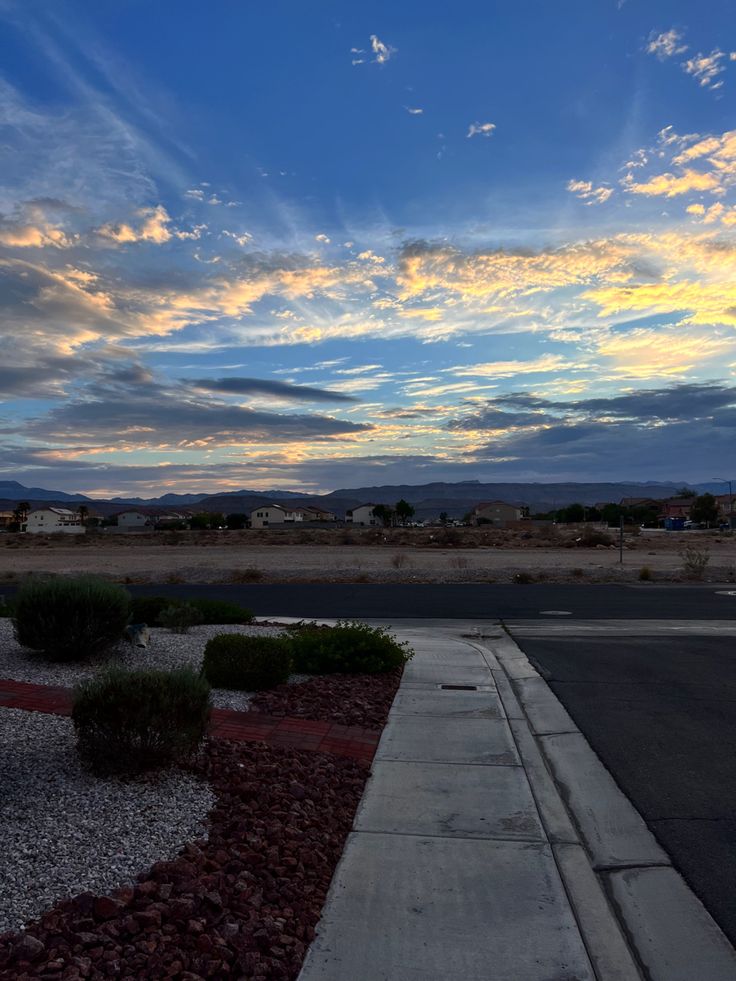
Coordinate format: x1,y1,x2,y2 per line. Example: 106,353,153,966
0,677,379,762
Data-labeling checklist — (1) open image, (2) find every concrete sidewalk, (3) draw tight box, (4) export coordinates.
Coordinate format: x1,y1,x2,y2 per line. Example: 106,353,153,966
298,621,736,981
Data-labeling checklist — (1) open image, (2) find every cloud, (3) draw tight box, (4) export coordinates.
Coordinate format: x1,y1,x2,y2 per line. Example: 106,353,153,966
96,205,173,244
405,106,424,115
184,377,358,403
445,354,572,379
0,216,74,248
223,230,253,246
352,35,396,66
567,179,614,205
622,168,722,197
646,29,688,60
467,122,496,139
682,49,729,90
184,188,205,201
315,233,331,243
19,378,372,449
370,34,395,64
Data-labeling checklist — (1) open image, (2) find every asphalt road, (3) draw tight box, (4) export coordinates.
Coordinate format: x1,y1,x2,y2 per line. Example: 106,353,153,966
106,582,736,620
512,631,736,947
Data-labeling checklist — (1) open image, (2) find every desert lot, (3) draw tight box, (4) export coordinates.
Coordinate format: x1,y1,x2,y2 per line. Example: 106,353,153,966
1,527,734,584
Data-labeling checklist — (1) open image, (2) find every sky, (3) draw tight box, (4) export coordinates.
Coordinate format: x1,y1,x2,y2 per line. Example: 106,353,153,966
1,0,736,497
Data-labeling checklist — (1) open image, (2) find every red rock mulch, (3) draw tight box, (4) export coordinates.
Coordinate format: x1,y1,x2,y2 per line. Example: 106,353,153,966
0,739,369,980
249,669,402,729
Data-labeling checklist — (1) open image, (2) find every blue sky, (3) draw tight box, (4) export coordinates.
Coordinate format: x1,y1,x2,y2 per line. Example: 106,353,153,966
1,0,735,495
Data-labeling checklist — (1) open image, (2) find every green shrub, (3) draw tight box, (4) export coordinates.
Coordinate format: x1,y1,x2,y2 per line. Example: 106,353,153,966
158,603,203,634
128,595,253,625
202,634,292,690
638,565,653,581
287,621,413,675
73,667,211,775
13,576,130,662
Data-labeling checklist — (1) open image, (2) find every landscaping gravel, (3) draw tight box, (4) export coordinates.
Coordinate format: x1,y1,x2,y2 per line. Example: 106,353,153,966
0,739,369,980
251,669,403,729
0,620,293,711
0,707,215,935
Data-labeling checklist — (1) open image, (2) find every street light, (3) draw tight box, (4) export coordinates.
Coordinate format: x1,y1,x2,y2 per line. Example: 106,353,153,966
712,477,734,528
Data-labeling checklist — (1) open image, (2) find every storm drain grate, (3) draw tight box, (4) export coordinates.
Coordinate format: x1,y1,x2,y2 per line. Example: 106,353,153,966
440,684,478,691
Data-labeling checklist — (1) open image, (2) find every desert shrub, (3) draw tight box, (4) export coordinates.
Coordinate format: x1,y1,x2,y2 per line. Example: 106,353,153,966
128,595,253,625
639,565,653,581
390,552,410,569
680,546,710,580
13,576,130,662
202,634,292,690
512,572,535,584
158,603,203,634
577,526,614,547
571,567,585,578
287,620,413,675
73,667,211,775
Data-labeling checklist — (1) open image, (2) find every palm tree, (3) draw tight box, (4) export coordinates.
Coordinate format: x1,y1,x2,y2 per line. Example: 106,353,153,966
12,501,29,529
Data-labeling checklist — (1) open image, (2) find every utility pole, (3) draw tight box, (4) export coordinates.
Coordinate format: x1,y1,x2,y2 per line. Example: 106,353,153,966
619,515,624,564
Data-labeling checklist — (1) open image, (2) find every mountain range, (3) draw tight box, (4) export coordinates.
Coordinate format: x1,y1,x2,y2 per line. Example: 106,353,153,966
0,478,712,520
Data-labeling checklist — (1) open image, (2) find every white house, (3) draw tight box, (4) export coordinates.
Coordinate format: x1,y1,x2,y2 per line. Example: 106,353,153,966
24,507,84,534
345,504,379,526
116,510,151,530
249,504,300,528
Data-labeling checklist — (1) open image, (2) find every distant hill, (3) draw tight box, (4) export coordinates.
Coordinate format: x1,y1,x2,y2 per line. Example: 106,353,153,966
0,481,90,502
111,488,307,506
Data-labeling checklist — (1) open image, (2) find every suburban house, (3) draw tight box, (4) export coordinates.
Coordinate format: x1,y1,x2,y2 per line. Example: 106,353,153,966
249,504,337,527
115,510,151,530
24,507,84,534
472,501,523,525
660,498,695,521
345,504,379,526
249,504,303,528
299,505,337,522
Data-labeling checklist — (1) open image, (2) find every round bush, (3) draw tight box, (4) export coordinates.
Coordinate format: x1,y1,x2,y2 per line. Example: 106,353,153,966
287,621,413,675
202,634,292,691
73,667,211,775
13,576,131,662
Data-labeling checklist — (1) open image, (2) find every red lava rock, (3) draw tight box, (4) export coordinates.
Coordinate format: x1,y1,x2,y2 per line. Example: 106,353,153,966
250,669,402,728
0,740,370,980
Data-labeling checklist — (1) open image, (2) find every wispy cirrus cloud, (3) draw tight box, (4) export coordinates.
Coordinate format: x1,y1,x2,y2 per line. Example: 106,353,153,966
351,35,396,66
646,28,688,60
566,179,613,205
681,49,731,90
466,121,496,139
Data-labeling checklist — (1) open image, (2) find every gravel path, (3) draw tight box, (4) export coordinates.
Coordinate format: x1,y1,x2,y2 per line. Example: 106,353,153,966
0,621,294,711
0,707,215,934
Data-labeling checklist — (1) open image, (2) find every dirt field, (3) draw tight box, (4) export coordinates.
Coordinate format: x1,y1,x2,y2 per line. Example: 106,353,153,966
1,527,734,584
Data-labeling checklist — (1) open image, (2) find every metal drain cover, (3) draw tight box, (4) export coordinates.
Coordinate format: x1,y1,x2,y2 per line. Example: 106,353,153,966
440,684,478,691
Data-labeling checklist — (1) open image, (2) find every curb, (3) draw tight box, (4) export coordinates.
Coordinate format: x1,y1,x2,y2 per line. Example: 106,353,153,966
491,629,736,981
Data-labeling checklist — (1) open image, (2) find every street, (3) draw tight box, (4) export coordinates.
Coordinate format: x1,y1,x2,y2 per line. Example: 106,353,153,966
508,625,736,947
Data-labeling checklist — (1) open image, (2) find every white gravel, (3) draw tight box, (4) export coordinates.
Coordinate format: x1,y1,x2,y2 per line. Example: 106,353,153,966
0,620,293,711
0,707,216,934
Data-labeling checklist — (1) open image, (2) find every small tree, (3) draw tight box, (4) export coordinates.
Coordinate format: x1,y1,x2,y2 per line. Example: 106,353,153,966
372,504,394,527
77,505,89,527
395,499,415,525
11,500,29,531
439,511,449,525
226,513,248,530
690,493,718,527
676,487,697,499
